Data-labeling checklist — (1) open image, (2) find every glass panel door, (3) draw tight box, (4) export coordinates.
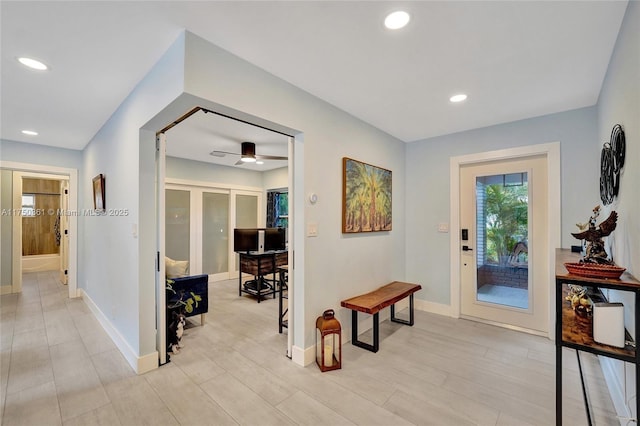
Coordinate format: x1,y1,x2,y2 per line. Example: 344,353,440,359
460,154,548,334
165,189,190,264
202,192,229,277
236,194,258,228
233,193,259,277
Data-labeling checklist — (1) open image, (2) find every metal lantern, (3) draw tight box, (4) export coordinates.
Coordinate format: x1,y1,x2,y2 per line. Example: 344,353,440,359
316,309,341,372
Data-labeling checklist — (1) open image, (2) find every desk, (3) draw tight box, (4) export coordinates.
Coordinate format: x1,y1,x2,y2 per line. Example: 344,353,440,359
278,265,288,333
238,250,287,303
555,249,639,425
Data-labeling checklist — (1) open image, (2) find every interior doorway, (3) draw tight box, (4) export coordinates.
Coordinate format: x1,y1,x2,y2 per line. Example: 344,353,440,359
155,106,296,365
0,163,78,299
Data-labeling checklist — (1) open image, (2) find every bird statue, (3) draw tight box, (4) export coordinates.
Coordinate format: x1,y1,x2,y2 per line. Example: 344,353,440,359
571,206,617,264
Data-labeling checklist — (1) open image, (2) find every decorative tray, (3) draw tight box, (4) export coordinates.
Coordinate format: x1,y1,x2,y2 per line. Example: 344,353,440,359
564,262,626,279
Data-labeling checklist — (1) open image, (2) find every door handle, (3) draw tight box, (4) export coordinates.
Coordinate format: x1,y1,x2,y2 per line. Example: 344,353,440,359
462,245,473,251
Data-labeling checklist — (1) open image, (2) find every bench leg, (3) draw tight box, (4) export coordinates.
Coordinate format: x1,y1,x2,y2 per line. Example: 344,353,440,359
391,294,413,325
351,310,379,353
390,294,415,326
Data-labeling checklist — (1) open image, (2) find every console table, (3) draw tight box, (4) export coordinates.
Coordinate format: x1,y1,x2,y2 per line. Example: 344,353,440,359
555,248,639,425
238,250,287,303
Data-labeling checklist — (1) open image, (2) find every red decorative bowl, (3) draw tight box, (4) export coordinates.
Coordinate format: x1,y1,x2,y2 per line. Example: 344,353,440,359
564,262,626,279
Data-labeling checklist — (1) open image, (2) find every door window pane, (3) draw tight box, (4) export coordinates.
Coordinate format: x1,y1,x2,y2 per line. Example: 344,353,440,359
166,189,190,263
202,192,229,274
476,173,529,309
235,193,258,269
236,194,258,228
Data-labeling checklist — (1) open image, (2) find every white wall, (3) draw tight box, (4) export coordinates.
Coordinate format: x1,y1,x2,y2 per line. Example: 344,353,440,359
595,1,639,421
174,32,407,352
0,140,83,170
166,156,263,188
406,106,599,305
598,0,639,279
79,32,185,369
263,167,288,191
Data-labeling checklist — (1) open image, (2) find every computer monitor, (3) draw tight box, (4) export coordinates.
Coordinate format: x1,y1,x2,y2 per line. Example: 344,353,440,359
264,227,286,251
233,228,258,253
234,227,286,252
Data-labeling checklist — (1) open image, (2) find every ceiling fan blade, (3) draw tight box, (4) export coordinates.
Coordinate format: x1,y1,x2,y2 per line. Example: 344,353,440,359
210,150,238,157
210,142,286,164
255,154,288,161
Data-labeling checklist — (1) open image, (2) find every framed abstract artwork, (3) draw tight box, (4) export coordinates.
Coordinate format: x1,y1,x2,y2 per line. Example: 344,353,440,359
342,157,392,233
92,174,105,211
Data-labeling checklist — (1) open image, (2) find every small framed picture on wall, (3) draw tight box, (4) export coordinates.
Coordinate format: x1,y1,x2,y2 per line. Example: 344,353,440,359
92,174,105,211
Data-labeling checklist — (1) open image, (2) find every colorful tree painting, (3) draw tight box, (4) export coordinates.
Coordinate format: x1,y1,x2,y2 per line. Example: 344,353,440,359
342,158,392,233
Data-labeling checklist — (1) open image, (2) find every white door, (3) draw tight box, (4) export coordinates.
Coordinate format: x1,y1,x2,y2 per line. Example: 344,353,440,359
231,190,260,279
59,180,69,284
156,133,168,365
201,190,230,282
460,155,549,334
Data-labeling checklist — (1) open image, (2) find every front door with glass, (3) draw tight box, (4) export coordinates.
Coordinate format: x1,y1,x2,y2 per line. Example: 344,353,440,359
460,155,549,334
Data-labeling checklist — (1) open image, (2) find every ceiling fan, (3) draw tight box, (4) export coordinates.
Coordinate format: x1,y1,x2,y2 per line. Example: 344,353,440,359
210,141,287,165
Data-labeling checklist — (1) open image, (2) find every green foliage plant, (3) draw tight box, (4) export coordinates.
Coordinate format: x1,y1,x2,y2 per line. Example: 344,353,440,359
483,182,528,264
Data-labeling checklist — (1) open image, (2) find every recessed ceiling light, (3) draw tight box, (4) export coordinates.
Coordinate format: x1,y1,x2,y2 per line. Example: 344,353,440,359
450,94,468,103
385,11,410,30
17,57,48,71
256,161,264,165
21,130,38,136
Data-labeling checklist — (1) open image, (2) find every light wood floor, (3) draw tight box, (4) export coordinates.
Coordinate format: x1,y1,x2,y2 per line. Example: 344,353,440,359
1,271,619,425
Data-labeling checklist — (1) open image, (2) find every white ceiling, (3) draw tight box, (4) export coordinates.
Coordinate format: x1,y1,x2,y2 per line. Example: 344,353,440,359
164,108,290,171
1,1,628,166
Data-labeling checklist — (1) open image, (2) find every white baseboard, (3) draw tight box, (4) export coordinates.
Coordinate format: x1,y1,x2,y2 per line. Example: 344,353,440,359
79,289,158,374
138,351,159,374
292,344,315,367
22,254,59,272
415,298,452,317
0,285,12,295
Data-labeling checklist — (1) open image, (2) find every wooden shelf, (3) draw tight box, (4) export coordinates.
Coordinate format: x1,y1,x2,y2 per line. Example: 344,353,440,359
555,249,640,290
560,284,635,361
555,248,640,425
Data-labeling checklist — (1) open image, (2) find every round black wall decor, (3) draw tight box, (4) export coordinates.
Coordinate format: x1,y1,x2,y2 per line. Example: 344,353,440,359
600,124,626,205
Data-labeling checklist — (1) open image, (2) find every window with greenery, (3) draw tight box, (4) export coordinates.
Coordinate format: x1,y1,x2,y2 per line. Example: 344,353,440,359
477,173,528,265
267,189,288,228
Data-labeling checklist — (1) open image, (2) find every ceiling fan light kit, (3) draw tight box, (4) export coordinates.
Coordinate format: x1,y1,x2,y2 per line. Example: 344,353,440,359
209,139,288,166
241,141,256,162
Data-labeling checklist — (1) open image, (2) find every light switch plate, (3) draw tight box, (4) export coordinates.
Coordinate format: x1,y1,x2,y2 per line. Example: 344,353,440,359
438,223,449,233
307,222,318,237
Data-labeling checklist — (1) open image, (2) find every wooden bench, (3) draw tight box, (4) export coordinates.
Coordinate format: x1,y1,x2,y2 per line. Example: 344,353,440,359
340,281,422,353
